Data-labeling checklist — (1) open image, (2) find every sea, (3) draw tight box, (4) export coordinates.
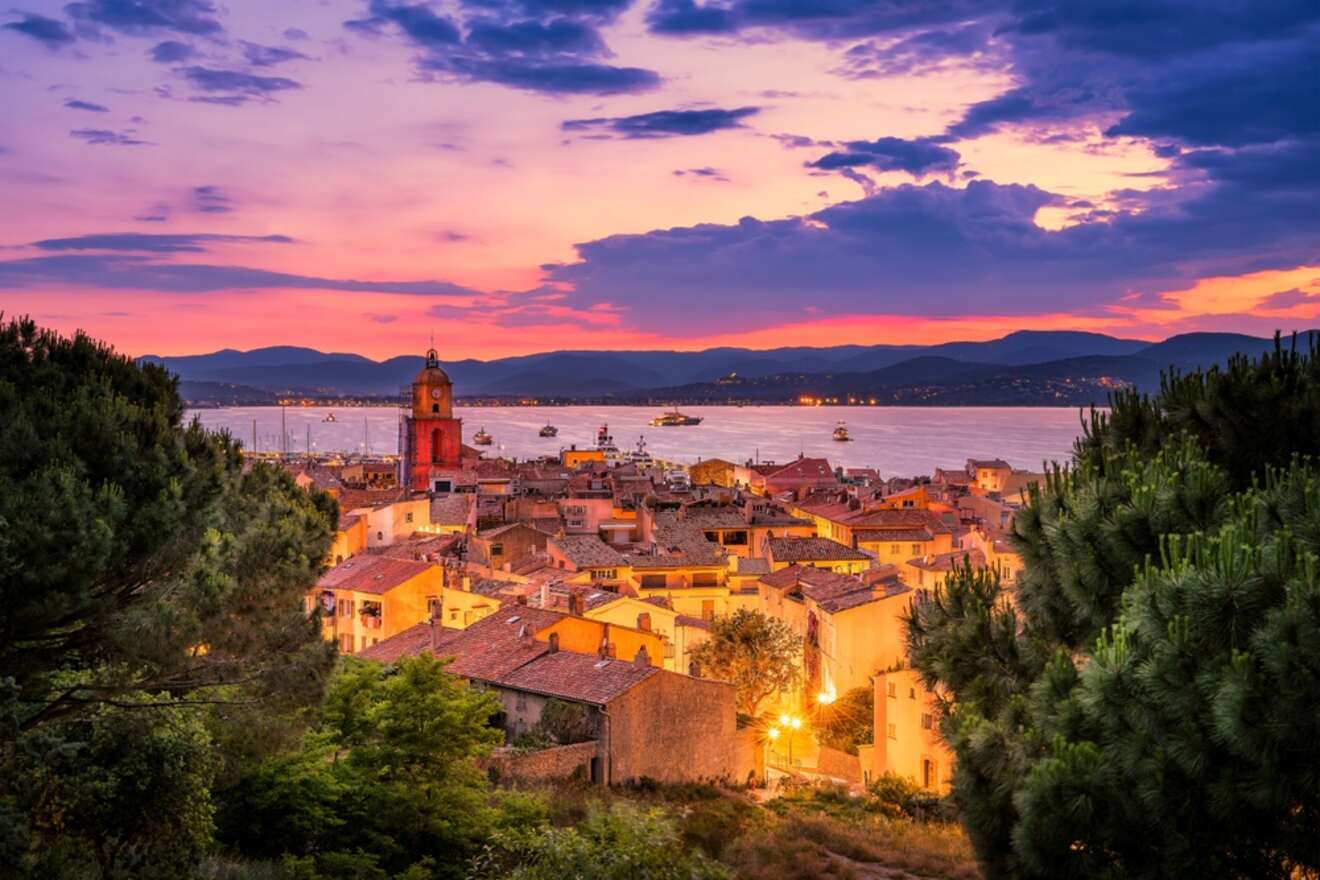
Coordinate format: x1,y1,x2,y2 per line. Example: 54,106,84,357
188,405,1094,478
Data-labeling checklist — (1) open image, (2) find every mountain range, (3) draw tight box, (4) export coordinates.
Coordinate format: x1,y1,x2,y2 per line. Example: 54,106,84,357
146,330,1315,406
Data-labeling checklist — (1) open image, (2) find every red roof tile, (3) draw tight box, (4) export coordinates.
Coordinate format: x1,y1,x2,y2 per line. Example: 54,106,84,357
317,556,437,594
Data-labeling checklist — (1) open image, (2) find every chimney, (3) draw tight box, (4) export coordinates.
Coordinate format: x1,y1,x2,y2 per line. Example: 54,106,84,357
428,602,442,650
634,645,650,668
518,623,531,642
547,632,560,654
568,591,583,617
597,636,609,660
516,594,528,606
636,612,652,632
540,580,550,609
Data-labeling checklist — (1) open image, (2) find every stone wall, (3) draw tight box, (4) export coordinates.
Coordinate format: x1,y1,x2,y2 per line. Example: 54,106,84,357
605,671,737,784
484,741,599,784
732,725,765,785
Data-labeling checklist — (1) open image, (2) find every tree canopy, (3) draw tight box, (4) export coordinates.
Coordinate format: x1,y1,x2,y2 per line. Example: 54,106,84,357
693,608,802,717
0,317,338,876
908,339,1320,879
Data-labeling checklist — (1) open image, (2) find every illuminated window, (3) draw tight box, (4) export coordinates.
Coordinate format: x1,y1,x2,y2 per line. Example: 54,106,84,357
887,682,897,698
921,713,934,730
887,723,897,740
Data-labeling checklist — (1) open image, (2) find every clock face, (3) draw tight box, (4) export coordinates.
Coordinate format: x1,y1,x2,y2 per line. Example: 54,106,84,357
430,388,442,400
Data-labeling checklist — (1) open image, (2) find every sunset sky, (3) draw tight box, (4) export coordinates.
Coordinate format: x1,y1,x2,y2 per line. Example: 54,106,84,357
2,1,1317,359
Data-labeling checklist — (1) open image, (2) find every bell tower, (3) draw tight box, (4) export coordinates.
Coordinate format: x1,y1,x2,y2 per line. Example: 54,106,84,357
399,347,463,492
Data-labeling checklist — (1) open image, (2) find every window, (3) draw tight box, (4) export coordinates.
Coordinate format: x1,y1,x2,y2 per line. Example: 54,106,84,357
887,682,897,698
887,723,897,740
921,713,934,730
338,598,355,617
639,574,666,588
890,544,900,555
490,543,504,557
339,634,353,653
909,688,916,699
911,544,922,555
427,597,441,619
590,568,616,581
376,531,384,541
692,572,718,587
723,530,748,546
922,758,936,791
405,512,414,524
515,693,527,711
701,600,715,621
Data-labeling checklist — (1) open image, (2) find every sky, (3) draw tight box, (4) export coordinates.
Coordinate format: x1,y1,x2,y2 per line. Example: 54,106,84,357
1,1,1318,360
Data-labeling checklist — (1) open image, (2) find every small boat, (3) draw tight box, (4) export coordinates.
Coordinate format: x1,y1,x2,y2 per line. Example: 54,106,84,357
650,407,703,427
833,421,852,442
539,423,558,438
322,412,338,423
473,427,494,446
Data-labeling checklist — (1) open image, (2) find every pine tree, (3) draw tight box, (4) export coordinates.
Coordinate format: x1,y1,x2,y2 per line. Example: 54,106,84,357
908,336,1320,879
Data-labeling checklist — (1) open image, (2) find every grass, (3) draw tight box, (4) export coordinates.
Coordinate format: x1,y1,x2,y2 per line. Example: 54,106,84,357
504,777,981,880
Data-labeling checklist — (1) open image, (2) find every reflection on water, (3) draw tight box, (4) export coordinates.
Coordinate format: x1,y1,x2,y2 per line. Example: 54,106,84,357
187,405,1090,478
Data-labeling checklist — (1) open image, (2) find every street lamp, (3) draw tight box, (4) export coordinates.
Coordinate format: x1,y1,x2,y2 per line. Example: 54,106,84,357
777,713,802,766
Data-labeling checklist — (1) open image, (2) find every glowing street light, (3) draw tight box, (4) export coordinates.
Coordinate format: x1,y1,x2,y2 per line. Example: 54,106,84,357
817,690,836,706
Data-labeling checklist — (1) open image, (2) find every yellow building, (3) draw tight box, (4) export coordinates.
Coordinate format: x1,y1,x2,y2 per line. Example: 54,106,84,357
757,566,912,700
311,556,441,654
584,594,710,674
870,669,953,793
330,512,368,565
562,447,606,468
967,458,1013,493
900,548,987,596
688,457,737,488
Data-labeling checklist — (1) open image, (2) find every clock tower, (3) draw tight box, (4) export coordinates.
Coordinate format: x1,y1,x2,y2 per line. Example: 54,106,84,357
399,347,463,492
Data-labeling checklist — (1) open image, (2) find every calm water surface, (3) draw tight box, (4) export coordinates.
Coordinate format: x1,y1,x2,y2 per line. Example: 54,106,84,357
188,406,1091,477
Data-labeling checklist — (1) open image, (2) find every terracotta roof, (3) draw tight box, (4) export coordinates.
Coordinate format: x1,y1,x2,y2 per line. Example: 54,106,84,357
757,565,890,613
499,650,658,705
430,494,471,526
337,512,361,531
374,533,461,560
626,553,723,571
550,534,627,569
766,536,870,563
906,549,987,572
357,622,452,663
731,557,770,576
969,459,1012,470
678,506,746,530
340,487,410,511
766,457,836,482
317,555,437,594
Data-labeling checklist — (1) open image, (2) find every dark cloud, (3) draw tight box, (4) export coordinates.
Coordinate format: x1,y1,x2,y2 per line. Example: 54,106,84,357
30,232,293,253
433,230,470,242
808,137,960,176
545,141,1320,334
344,0,661,95
239,41,309,67
367,313,399,323
0,253,482,298
645,0,987,40
2,12,76,46
70,128,148,146
191,185,232,213
837,22,999,78
563,106,759,138
674,167,730,182
64,98,109,112
134,214,169,222
65,0,223,36
179,66,302,103
150,39,196,62
283,27,308,40
1258,288,1318,310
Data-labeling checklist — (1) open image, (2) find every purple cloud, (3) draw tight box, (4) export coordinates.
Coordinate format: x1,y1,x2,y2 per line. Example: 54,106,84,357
563,106,759,138
64,99,110,112
3,12,76,46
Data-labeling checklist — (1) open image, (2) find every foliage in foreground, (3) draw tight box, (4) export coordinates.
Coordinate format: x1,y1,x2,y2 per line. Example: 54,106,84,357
0,317,337,878
909,340,1320,879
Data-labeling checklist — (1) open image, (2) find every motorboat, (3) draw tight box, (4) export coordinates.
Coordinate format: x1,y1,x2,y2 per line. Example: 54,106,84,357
650,407,703,427
322,412,338,423
833,421,852,442
473,427,494,446
539,423,559,437
625,435,654,466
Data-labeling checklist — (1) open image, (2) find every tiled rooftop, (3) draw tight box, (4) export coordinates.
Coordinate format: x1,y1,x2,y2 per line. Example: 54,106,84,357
550,534,628,569
766,536,870,562
317,555,436,594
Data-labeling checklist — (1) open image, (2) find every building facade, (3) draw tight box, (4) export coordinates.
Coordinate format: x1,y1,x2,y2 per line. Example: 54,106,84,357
399,347,464,492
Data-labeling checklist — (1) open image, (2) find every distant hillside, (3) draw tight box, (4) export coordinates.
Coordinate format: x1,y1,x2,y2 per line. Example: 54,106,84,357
148,329,1316,405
